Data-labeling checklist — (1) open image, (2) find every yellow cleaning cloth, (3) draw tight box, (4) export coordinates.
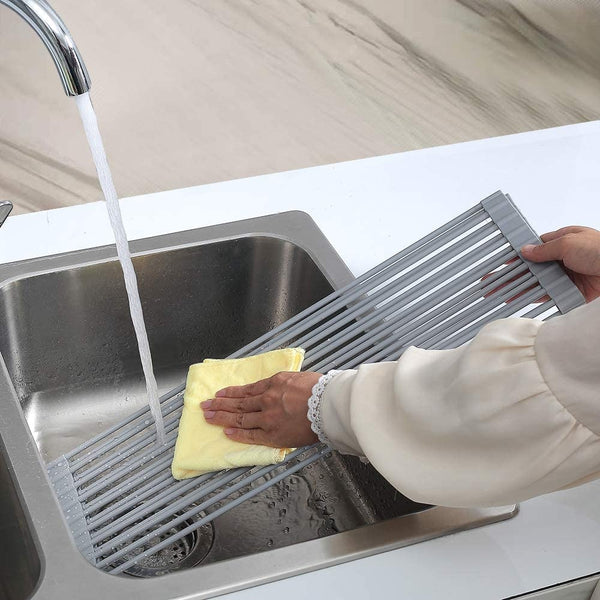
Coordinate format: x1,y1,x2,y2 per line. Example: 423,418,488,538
171,348,304,480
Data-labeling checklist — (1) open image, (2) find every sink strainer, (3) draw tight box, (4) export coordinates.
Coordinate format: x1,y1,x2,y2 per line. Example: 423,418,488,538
46,191,584,574
121,515,214,578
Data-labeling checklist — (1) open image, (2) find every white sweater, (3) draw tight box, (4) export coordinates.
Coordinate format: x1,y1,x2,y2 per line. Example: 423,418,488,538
318,298,600,508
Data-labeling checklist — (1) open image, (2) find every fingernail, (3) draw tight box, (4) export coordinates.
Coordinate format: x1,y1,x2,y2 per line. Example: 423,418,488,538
200,400,212,409
224,428,235,435
215,389,226,397
521,244,536,253
203,410,216,419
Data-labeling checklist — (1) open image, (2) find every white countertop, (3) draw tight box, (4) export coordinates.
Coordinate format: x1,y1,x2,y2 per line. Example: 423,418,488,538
2,121,600,599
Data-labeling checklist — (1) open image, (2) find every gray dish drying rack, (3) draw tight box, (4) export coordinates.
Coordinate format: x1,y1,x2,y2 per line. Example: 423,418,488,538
46,190,584,574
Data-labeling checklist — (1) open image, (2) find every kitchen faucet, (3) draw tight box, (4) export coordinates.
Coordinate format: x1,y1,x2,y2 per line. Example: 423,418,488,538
0,0,89,222
0,0,90,95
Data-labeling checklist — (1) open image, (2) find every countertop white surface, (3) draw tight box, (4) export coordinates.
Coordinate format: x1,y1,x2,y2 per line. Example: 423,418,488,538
2,121,600,599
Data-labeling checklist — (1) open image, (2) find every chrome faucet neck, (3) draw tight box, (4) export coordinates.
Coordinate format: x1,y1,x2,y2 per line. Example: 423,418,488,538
1,0,90,96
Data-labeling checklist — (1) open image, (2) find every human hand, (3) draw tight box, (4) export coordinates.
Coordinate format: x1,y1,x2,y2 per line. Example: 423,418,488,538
521,226,600,303
201,371,322,448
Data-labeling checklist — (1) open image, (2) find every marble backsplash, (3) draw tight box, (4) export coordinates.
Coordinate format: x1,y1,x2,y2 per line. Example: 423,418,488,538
0,0,599,214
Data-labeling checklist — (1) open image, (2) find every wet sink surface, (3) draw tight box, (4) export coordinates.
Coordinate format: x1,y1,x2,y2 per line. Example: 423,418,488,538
0,212,516,599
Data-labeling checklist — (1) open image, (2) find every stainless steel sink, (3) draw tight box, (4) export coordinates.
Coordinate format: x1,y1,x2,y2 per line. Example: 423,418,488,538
0,211,516,599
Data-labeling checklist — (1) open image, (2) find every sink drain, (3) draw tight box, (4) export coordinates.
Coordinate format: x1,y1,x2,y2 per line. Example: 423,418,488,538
122,518,214,578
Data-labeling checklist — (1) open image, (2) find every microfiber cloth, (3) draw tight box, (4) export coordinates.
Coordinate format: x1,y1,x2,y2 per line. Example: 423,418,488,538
171,348,305,480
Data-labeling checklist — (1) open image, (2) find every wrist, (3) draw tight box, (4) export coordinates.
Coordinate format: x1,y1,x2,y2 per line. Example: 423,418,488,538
306,370,342,446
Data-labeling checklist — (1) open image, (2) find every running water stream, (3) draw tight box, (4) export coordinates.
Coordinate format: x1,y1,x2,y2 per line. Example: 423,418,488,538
76,92,166,445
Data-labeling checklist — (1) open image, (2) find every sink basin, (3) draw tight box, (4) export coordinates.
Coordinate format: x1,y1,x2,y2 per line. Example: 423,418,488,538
0,221,338,462
0,211,516,599
0,436,41,600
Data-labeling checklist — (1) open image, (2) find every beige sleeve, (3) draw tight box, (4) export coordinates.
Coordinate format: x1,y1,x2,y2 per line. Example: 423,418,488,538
320,299,600,508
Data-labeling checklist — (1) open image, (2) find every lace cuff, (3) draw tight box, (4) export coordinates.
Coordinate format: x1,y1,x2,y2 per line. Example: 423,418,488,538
307,370,341,447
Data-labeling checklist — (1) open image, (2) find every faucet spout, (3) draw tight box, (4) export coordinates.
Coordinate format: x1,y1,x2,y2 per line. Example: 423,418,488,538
1,0,90,96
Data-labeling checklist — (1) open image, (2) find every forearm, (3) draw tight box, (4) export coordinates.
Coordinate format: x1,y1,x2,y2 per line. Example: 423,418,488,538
315,301,600,507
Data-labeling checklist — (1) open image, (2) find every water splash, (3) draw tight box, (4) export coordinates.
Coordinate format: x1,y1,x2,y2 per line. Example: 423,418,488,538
75,92,166,445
